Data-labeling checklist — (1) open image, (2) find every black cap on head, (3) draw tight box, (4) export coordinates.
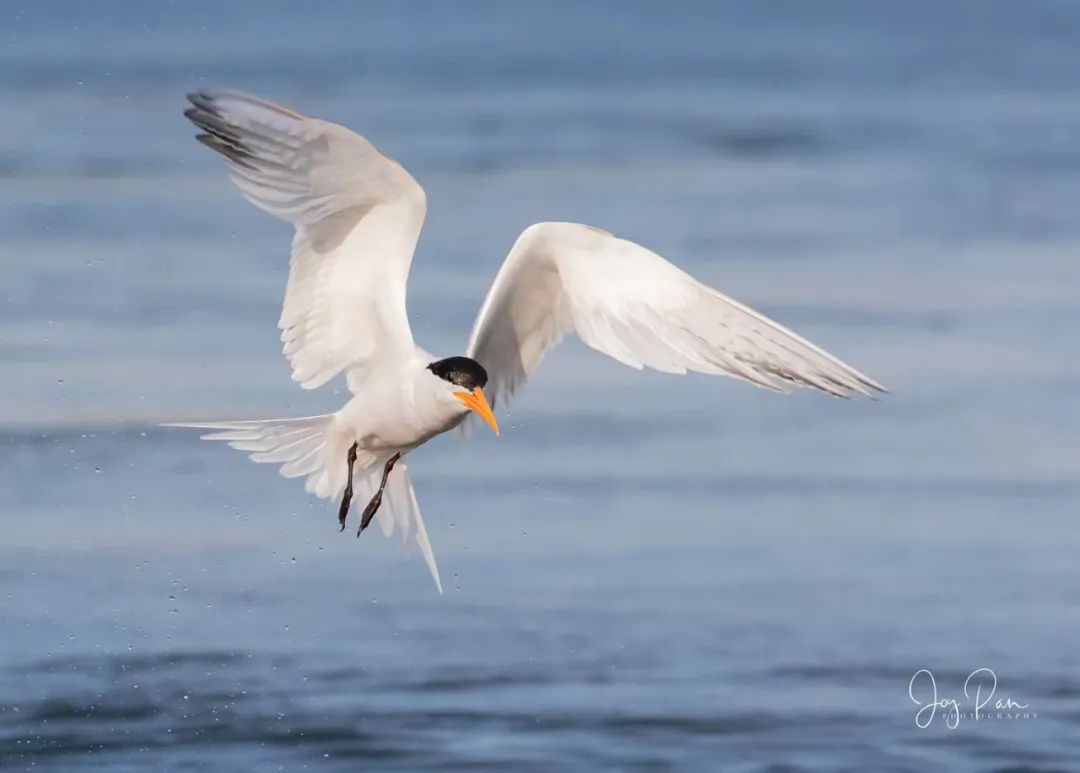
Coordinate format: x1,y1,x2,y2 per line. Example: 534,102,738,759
427,356,488,390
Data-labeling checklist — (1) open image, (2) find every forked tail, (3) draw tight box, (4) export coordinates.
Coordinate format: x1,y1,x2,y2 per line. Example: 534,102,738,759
164,414,344,497
163,414,443,592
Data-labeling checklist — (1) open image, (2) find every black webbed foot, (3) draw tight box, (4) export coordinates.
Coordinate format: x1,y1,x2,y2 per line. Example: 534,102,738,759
358,491,384,536
338,443,358,531
356,453,401,538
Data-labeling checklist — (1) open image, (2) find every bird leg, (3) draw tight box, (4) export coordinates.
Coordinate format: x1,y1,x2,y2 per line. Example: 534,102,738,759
337,443,359,532
357,453,401,537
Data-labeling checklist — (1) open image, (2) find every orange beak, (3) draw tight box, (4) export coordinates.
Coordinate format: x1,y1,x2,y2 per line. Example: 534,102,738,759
454,387,500,435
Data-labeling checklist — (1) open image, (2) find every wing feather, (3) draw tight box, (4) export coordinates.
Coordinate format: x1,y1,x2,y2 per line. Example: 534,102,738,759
467,222,885,410
185,89,426,390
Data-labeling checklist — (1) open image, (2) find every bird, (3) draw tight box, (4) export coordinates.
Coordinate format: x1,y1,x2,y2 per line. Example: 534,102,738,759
168,89,886,593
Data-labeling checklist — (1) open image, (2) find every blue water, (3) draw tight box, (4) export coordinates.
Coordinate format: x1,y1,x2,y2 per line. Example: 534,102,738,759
2,1,1079,770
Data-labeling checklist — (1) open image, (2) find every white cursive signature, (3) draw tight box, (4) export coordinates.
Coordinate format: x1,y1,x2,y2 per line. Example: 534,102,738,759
909,668,1033,729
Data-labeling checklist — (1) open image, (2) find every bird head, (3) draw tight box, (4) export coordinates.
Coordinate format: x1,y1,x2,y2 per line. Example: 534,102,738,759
426,356,499,435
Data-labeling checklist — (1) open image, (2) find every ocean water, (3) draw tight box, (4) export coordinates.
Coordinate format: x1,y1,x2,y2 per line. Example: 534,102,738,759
2,1,1079,770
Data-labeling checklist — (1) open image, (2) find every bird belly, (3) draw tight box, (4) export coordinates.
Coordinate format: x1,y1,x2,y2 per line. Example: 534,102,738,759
337,391,461,453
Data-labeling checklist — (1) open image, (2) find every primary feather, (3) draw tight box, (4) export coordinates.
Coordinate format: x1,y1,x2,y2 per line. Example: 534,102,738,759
468,222,886,410
185,89,426,390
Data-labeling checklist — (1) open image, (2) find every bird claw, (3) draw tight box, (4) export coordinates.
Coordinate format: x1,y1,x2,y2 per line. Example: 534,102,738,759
357,492,383,537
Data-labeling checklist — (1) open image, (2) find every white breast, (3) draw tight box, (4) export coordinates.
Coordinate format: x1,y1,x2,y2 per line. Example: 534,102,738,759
338,358,466,452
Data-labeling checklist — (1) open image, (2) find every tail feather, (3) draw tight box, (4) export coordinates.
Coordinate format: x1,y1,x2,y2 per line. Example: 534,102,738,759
164,414,336,495
385,462,442,594
220,429,315,453
165,414,444,593
279,445,324,478
249,432,323,464
351,460,443,594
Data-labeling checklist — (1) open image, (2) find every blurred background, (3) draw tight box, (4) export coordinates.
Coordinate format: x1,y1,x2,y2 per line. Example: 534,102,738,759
2,1,1078,770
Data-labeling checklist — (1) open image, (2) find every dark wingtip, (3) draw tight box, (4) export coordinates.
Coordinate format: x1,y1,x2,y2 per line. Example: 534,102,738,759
184,94,259,168
185,90,218,113
864,378,891,397
194,133,256,169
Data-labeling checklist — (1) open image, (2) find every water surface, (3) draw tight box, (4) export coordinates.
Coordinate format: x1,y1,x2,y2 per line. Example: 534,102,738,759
1,2,1078,770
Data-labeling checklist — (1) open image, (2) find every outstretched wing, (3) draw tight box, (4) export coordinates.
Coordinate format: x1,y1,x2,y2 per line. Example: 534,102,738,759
185,89,427,389
467,222,886,410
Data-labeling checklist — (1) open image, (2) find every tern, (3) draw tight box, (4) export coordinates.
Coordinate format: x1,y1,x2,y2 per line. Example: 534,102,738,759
169,89,886,593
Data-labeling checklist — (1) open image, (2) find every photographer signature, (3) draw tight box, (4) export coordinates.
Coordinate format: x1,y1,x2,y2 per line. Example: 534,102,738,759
909,668,1034,729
